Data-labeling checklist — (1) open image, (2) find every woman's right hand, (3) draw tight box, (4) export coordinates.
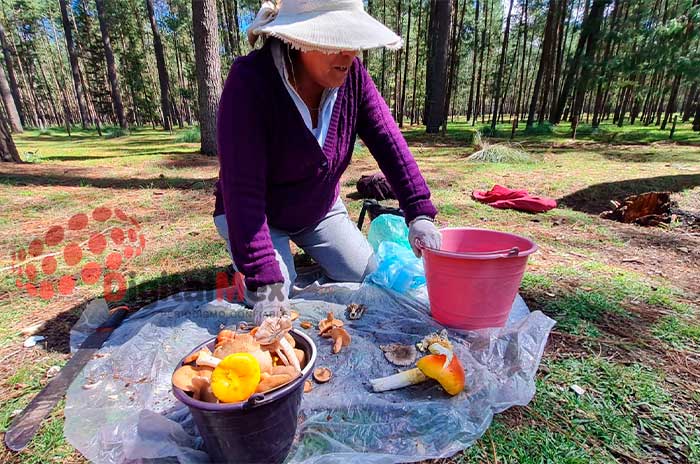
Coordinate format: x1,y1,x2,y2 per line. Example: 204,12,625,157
252,283,290,325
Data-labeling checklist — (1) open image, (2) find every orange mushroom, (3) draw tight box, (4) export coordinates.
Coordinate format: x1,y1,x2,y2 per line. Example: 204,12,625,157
318,312,343,336
416,354,465,395
370,340,465,396
330,327,351,354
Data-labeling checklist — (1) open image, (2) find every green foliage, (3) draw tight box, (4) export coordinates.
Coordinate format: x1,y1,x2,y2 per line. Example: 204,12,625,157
176,127,201,143
524,121,555,135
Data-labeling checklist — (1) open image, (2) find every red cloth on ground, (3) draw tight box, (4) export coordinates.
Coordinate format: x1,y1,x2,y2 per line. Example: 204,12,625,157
471,185,557,213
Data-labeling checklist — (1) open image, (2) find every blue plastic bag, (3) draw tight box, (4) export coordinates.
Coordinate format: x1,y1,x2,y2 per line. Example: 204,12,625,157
366,242,426,294
367,214,411,252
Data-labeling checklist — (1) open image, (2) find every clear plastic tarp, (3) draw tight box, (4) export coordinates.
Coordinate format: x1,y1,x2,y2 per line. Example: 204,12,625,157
64,282,555,463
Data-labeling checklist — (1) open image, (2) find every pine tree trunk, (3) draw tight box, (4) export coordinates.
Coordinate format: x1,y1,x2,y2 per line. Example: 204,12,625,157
380,0,387,98
393,0,403,119
550,0,609,125
95,0,127,129
0,24,24,129
513,0,528,127
192,0,223,155
398,1,411,127
424,0,452,133
364,0,374,67
466,0,480,122
221,0,239,57
490,0,514,131
526,0,557,128
442,0,465,134
551,0,567,119
0,115,20,162
146,0,172,130
660,74,681,130
681,82,698,122
481,0,493,124
473,0,487,125
0,53,22,133
410,0,424,125
59,0,90,128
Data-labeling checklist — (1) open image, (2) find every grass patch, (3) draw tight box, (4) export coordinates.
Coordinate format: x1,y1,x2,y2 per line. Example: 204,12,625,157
543,290,624,335
465,357,700,463
523,121,555,135
652,316,700,351
520,272,554,292
104,127,129,139
176,126,201,143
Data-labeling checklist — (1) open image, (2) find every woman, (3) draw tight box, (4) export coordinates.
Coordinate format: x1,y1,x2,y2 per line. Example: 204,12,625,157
214,0,441,322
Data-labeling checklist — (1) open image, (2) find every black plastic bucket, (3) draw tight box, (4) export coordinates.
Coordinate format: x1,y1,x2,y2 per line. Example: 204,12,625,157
173,329,316,464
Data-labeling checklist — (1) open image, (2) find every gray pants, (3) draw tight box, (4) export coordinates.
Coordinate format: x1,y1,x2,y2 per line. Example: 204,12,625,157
214,197,376,297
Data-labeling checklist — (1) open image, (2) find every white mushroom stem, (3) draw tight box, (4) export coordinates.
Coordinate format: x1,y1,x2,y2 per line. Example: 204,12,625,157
195,352,221,369
369,368,428,392
278,337,300,372
428,343,453,370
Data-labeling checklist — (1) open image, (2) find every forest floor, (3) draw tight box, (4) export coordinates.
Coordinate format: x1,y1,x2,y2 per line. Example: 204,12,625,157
0,120,699,463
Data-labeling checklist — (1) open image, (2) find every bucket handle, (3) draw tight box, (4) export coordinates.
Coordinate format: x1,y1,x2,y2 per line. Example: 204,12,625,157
243,393,266,408
418,239,521,259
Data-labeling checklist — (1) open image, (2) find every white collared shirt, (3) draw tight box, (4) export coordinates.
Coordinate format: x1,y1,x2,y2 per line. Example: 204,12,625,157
271,41,339,148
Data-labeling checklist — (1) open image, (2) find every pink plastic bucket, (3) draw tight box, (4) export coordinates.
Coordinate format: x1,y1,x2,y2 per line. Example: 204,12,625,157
422,228,537,330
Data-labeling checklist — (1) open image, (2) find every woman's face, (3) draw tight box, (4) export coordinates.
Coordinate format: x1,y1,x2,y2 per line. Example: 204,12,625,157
298,50,359,88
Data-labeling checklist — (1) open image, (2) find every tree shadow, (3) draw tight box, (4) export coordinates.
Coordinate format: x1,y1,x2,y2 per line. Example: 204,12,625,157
558,174,700,214
0,171,216,190
599,148,700,163
36,265,228,354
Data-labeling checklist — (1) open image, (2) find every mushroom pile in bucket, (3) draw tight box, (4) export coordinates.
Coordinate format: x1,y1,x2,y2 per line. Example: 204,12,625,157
172,315,307,403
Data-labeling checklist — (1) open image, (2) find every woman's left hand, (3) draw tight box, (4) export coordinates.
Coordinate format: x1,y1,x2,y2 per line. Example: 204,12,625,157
408,217,441,258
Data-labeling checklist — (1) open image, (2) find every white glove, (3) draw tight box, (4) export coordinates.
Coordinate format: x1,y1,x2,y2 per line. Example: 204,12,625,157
252,283,289,325
408,216,441,258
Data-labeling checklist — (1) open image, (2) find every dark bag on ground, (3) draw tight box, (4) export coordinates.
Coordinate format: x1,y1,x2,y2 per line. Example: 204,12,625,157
356,173,395,200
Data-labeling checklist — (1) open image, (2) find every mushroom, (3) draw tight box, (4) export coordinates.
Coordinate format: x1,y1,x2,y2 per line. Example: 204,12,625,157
416,330,451,353
216,329,235,348
255,317,300,372
369,343,465,396
183,346,212,365
172,364,213,392
313,367,332,383
254,364,300,393
210,353,261,403
318,312,343,336
191,376,218,403
330,327,351,354
213,333,273,373
415,352,465,395
294,348,305,365
290,310,299,321
196,352,222,369
380,343,417,366
300,321,313,329
304,380,313,393
257,372,295,393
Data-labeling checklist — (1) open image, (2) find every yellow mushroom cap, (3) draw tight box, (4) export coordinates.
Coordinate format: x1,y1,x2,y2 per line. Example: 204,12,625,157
210,352,261,403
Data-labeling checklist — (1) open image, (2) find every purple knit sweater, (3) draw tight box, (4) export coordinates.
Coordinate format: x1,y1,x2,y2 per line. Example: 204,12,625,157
215,41,437,290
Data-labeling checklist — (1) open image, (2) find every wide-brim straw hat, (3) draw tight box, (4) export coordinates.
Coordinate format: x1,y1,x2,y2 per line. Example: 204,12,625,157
248,0,403,52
